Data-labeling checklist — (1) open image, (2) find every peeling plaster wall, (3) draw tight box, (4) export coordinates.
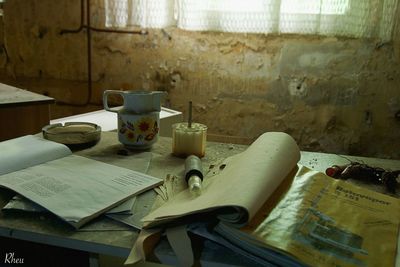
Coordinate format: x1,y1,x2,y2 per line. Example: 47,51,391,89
0,0,399,158
395,4,400,61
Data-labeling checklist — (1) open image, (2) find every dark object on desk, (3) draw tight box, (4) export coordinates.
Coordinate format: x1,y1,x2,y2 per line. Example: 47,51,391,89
325,163,400,193
42,122,101,149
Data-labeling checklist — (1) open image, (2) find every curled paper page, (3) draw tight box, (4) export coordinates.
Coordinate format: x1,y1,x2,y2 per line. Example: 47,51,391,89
142,132,300,228
166,225,194,267
124,228,162,265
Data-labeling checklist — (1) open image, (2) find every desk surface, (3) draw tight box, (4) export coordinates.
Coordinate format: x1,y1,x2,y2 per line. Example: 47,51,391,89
0,83,54,107
0,132,399,261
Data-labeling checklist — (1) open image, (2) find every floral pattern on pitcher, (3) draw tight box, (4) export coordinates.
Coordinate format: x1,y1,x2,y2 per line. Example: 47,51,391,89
119,116,159,143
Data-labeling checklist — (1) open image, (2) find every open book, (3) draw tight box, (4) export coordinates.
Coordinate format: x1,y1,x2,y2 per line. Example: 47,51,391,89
213,166,400,267
0,135,163,228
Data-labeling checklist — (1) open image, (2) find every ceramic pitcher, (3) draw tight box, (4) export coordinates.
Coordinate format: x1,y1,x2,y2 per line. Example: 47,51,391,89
103,90,167,149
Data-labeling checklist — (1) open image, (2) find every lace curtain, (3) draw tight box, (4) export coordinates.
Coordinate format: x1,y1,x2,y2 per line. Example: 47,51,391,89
104,0,399,40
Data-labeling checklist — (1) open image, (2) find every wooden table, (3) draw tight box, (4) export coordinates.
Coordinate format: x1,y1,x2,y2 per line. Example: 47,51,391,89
0,83,54,141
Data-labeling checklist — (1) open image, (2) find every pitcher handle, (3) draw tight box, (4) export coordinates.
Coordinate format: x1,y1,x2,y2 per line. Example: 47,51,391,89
103,90,124,113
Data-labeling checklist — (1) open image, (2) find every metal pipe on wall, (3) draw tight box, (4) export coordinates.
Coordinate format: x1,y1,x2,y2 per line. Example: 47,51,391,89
58,0,146,107
86,0,92,107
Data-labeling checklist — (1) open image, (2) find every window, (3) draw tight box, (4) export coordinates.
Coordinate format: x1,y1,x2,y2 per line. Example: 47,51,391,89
104,0,399,41
105,0,175,28
280,0,350,15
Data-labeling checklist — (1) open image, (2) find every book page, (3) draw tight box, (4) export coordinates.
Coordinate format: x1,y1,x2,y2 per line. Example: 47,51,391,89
220,166,400,267
0,135,71,176
142,132,300,228
3,194,136,215
0,155,163,228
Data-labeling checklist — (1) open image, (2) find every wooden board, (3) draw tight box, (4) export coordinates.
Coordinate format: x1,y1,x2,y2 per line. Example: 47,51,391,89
0,104,52,141
0,83,54,141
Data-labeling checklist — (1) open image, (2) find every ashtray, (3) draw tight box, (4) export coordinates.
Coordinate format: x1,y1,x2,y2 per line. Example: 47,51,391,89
42,122,101,149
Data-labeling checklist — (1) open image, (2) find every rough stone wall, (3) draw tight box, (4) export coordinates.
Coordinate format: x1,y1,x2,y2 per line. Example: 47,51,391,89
0,0,399,158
